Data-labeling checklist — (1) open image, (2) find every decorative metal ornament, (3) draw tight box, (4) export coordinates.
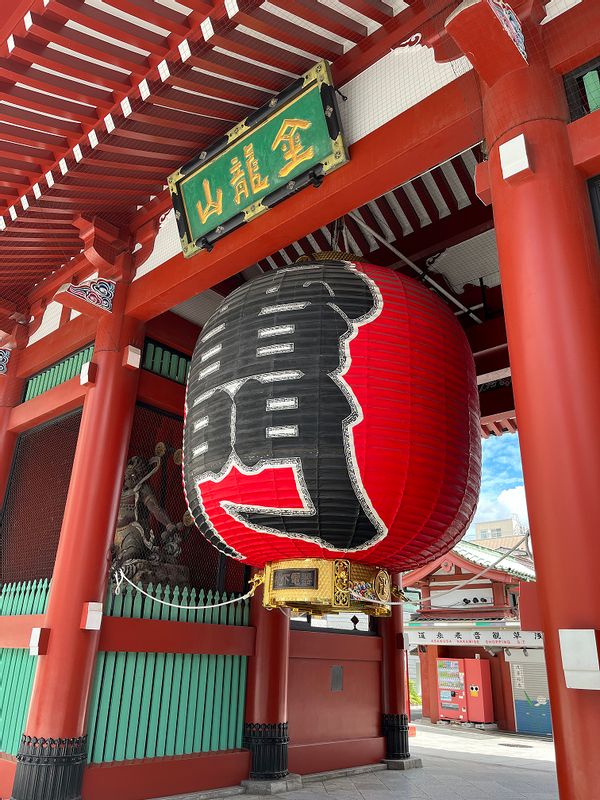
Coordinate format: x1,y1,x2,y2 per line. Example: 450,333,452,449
183,257,481,616
66,277,116,313
262,558,391,616
0,348,11,375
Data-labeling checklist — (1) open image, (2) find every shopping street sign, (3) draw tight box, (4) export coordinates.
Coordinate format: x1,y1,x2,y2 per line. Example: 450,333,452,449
168,61,348,258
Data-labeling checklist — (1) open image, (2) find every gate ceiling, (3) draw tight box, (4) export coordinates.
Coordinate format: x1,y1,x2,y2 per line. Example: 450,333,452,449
0,0,428,307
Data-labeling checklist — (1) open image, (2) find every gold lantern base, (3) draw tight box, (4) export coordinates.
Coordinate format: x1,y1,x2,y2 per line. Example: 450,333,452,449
261,559,392,617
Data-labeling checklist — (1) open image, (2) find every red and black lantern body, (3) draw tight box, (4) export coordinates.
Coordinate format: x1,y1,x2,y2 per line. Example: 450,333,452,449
183,259,481,573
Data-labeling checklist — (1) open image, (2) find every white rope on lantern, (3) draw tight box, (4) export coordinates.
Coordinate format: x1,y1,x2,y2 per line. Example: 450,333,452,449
113,569,261,611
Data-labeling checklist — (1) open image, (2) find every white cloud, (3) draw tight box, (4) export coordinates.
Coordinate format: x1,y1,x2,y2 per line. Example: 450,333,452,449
497,485,528,525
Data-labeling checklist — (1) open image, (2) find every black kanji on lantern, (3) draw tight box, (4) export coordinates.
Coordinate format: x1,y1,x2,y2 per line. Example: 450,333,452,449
183,261,387,557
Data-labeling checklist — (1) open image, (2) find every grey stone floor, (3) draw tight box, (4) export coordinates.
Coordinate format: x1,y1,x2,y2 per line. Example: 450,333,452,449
249,723,559,800
158,721,559,800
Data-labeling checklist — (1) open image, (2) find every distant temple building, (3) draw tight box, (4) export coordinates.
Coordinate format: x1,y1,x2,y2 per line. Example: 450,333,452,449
405,540,551,737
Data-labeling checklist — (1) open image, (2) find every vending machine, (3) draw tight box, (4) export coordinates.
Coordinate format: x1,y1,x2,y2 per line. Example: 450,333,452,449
436,657,494,723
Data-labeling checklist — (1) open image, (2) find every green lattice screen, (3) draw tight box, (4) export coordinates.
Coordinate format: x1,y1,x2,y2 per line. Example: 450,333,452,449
24,344,94,402
142,340,190,385
0,580,50,755
87,585,249,763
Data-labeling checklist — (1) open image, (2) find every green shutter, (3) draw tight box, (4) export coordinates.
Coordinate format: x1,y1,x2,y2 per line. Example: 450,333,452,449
24,344,94,401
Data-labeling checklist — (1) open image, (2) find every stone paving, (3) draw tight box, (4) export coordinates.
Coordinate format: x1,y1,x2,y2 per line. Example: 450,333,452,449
248,724,559,800
158,722,559,800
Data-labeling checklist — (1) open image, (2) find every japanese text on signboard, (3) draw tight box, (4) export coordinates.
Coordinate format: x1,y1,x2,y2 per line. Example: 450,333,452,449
168,62,348,258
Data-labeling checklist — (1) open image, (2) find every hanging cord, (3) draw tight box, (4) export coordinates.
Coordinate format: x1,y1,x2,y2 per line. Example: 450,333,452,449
113,569,264,611
347,210,482,324
348,534,531,608
416,534,530,608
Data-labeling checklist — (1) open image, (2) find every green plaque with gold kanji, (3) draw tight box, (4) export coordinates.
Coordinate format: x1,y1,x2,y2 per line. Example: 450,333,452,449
168,61,348,258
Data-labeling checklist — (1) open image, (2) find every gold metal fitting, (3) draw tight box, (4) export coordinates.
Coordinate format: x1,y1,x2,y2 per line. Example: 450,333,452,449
261,558,392,617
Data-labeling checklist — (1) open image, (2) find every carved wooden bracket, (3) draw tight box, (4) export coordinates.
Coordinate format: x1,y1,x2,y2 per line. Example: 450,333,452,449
54,277,117,319
73,215,130,281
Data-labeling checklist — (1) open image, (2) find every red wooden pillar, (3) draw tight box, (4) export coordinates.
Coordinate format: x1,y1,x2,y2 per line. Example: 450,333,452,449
0,336,26,507
243,582,291,781
447,5,600,798
380,577,410,760
11,279,144,800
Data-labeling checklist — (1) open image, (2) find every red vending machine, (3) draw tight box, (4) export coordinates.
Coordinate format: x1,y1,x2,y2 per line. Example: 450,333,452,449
437,658,467,721
437,657,494,723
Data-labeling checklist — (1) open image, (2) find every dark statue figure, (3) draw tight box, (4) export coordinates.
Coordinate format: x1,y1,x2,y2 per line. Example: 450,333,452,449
112,451,190,587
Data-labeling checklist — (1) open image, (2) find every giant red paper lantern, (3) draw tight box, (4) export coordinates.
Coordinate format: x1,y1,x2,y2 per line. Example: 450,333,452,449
183,257,481,598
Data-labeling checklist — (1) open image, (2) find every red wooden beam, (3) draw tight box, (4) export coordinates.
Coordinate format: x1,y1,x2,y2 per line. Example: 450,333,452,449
233,7,344,62
385,198,493,265
0,615,45,648
146,311,199,354
8,376,87,432
187,50,285,93
83,752,250,800
98,0,188,35
49,0,170,56
569,113,600,179
210,28,312,75
26,11,150,76
544,0,600,75
450,155,478,205
17,315,96,378
393,186,422,233
137,370,185,417
357,201,390,241
9,36,131,93
479,383,515,420
338,0,393,26
269,0,368,43
290,630,382,661
412,176,441,223
430,164,460,214
466,315,507,356
373,195,406,241
98,616,255,655
126,74,482,320
0,56,114,110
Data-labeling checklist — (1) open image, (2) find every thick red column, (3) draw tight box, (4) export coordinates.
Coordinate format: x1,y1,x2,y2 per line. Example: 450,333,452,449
11,281,143,800
448,21,600,800
0,338,25,507
485,67,600,798
445,5,600,794
244,583,291,781
380,578,410,760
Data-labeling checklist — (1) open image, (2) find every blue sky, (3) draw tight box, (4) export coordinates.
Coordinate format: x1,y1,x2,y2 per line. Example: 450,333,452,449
466,433,529,537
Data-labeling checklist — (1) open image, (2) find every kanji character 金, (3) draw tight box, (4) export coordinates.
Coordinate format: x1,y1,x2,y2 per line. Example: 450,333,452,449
272,118,315,178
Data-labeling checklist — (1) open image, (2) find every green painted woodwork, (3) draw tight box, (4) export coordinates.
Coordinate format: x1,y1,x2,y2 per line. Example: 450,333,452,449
583,70,600,113
87,583,249,763
0,579,50,616
142,340,190,385
24,345,94,402
0,580,50,755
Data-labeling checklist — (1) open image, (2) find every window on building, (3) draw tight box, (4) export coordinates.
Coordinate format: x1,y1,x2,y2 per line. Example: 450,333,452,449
492,528,503,538
480,530,490,539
